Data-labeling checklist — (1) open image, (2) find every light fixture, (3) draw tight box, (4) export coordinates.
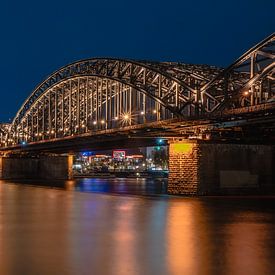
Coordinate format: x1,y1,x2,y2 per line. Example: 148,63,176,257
140,111,145,115
101,120,105,124
153,109,157,114
114,116,118,120
93,121,97,125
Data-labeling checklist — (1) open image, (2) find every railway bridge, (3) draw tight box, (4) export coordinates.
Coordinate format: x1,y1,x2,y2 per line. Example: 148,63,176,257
0,33,274,195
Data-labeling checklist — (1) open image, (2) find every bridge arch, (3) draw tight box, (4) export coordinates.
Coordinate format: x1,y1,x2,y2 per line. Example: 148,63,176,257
9,58,224,145
200,33,275,111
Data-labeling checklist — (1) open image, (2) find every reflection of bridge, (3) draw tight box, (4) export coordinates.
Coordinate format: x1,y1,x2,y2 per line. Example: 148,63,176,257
0,34,274,195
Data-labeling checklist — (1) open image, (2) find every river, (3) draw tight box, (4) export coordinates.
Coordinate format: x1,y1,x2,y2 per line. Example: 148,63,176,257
0,178,274,275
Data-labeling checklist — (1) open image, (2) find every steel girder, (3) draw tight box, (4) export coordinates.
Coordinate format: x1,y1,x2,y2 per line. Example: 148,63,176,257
201,33,275,111
13,58,225,129
2,34,274,147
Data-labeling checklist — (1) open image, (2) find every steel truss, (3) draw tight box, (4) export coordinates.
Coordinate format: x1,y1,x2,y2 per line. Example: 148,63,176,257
2,33,274,147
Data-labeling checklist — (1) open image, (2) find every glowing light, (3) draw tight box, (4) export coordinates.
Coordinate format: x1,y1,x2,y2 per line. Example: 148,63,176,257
243,91,249,96
93,121,97,125
114,116,119,120
140,111,145,115
101,120,105,124
51,130,55,134
153,109,157,114
81,124,85,128
123,114,129,120
157,138,164,144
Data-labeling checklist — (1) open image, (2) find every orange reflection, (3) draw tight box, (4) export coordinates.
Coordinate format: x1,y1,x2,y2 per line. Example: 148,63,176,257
112,201,138,275
224,212,270,275
166,202,198,274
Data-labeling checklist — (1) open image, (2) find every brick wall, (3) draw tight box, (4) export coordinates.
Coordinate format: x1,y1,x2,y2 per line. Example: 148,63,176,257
168,140,201,195
168,140,275,195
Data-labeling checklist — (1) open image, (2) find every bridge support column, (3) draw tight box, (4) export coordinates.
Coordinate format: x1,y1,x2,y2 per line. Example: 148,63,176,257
168,139,201,195
168,139,275,195
0,155,73,180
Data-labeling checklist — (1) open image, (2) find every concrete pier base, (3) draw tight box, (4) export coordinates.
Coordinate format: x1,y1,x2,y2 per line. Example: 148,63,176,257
168,139,275,195
0,155,73,180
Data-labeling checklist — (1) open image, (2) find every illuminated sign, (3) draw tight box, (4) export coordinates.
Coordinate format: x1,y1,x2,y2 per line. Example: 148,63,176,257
113,150,126,159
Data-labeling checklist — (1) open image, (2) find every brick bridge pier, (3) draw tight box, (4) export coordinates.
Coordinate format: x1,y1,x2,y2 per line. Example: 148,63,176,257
168,139,275,195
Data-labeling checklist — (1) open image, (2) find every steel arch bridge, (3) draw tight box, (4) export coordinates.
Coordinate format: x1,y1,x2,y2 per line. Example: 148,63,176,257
1,33,274,148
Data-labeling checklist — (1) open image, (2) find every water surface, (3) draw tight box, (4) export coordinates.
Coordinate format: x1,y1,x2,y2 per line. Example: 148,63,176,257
0,179,274,275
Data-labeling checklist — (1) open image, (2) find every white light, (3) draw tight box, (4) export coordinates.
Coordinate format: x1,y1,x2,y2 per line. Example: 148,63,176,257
124,114,129,120
140,111,145,115
93,121,97,125
101,120,105,124
114,116,118,120
153,109,157,114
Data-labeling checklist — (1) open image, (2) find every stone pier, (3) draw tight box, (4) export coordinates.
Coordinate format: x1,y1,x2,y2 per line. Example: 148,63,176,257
168,139,275,195
0,155,73,180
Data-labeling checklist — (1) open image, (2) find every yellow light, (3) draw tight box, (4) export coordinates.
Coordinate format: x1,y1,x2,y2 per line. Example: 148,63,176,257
114,116,118,120
101,120,105,124
243,91,249,96
140,111,145,115
124,114,129,120
170,143,193,154
153,109,157,114
93,121,97,125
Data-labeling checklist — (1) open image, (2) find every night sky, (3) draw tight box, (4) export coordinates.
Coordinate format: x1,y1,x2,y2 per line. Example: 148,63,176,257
0,0,274,122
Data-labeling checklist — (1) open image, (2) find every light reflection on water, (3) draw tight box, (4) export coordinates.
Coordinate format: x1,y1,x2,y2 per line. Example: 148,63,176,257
0,179,274,275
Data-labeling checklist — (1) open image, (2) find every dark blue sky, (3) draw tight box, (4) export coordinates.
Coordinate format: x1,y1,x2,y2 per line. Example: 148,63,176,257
0,0,274,122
